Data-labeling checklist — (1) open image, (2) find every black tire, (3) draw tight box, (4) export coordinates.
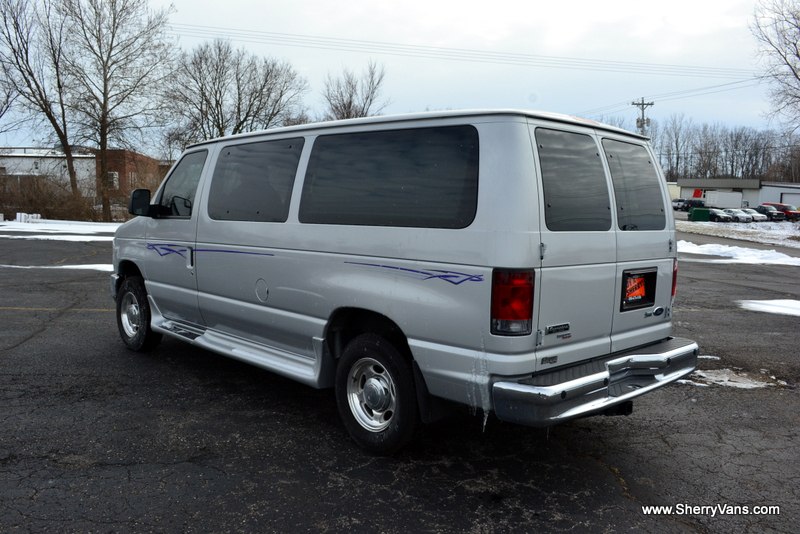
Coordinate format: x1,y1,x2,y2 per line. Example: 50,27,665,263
116,276,162,351
335,333,419,454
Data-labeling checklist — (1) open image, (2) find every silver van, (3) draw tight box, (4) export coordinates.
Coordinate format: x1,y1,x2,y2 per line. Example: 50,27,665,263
112,110,698,453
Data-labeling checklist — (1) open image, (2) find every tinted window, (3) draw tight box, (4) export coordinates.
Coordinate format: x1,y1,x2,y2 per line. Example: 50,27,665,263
535,129,611,231
602,139,666,231
208,138,304,222
299,126,479,228
159,150,208,217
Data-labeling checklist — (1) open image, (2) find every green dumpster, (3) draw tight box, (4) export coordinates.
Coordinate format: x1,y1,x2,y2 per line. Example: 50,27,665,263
688,207,711,222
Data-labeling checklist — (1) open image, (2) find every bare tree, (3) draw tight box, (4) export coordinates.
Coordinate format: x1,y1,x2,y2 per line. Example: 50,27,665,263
1,0,174,218
773,134,800,181
61,0,174,221
692,123,723,179
597,115,632,132
0,0,81,197
165,39,308,148
322,60,388,120
660,114,695,181
753,0,800,126
0,71,18,133
715,126,777,179
646,118,662,153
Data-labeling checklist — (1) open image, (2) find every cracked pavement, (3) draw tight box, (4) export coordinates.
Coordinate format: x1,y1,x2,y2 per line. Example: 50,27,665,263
0,233,797,532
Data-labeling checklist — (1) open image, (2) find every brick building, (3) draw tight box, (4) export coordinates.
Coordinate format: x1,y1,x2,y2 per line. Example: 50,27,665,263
96,148,169,201
1,146,170,219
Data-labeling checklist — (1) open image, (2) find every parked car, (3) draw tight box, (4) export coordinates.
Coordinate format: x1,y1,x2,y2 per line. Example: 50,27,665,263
708,209,732,222
741,208,768,222
682,199,705,211
754,204,786,221
723,209,753,223
672,198,686,210
111,109,698,453
762,202,800,221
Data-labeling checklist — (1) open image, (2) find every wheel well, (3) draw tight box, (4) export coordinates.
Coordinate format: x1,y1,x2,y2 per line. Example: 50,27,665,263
115,261,143,294
325,308,451,424
325,308,411,361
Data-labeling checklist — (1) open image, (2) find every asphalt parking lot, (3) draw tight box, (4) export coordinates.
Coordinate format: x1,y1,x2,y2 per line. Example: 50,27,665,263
1,228,798,533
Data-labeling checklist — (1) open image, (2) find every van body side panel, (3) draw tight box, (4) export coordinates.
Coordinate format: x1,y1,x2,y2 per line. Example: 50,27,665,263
193,242,494,387
193,243,323,360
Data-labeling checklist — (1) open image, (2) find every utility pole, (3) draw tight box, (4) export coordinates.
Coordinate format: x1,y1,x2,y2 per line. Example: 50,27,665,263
632,97,654,136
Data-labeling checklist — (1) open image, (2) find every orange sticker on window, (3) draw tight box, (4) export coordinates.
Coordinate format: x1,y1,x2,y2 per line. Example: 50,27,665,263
626,276,646,301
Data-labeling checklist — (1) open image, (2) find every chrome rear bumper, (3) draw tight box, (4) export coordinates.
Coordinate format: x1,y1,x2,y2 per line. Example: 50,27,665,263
492,337,698,427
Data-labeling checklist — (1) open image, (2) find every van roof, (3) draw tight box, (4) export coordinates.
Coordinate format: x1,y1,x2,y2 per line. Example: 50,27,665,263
186,109,646,149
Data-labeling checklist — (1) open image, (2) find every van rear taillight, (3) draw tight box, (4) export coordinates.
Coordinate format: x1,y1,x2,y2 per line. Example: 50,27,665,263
672,258,678,299
491,269,534,336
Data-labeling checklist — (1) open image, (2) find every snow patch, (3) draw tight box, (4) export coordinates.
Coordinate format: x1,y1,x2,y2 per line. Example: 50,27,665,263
690,369,774,389
0,234,114,242
0,219,120,234
0,264,113,272
677,379,710,387
677,241,800,266
676,220,800,249
738,299,800,317
0,219,118,242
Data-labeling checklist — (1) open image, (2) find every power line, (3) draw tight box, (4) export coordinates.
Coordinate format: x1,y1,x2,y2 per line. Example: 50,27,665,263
576,79,764,119
167,23,756,80
650,79,763,101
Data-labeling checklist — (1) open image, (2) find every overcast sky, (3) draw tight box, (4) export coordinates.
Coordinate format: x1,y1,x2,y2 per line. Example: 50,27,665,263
0,0,775,148
154,0,770,131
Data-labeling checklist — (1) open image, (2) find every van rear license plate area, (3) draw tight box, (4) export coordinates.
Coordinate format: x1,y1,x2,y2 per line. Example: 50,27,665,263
621,268,657,312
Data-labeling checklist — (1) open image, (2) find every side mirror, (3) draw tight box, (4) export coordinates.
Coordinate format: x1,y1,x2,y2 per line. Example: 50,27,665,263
129,188,153,216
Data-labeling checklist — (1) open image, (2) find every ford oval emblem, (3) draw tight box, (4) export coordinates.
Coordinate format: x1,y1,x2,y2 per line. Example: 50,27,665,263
653,307,664,317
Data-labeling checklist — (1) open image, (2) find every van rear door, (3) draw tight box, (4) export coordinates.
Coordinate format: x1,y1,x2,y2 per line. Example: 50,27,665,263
529,124,616,371
601,137,674,352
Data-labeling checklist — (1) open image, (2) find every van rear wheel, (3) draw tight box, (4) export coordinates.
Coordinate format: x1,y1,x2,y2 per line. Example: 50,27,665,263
116,276,162,351
335,333,418,454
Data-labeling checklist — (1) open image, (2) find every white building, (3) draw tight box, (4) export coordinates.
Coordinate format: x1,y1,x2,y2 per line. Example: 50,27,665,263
760,182,800,207
0,147,97,196
673,178,800,208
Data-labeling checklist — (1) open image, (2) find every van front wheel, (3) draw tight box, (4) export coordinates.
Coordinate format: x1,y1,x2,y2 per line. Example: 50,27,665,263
335,333,418,454
116,276,162,351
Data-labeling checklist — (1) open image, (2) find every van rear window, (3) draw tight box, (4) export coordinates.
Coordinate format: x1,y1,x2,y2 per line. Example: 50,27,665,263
299,126,479,228
535,128,612,232
602,139,666,231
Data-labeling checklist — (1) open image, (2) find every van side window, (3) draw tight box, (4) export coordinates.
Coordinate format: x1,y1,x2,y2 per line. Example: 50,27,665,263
602,139,666,231
158,150,208,217
208,138,304,222
299,126,479,228
535,129,612,231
